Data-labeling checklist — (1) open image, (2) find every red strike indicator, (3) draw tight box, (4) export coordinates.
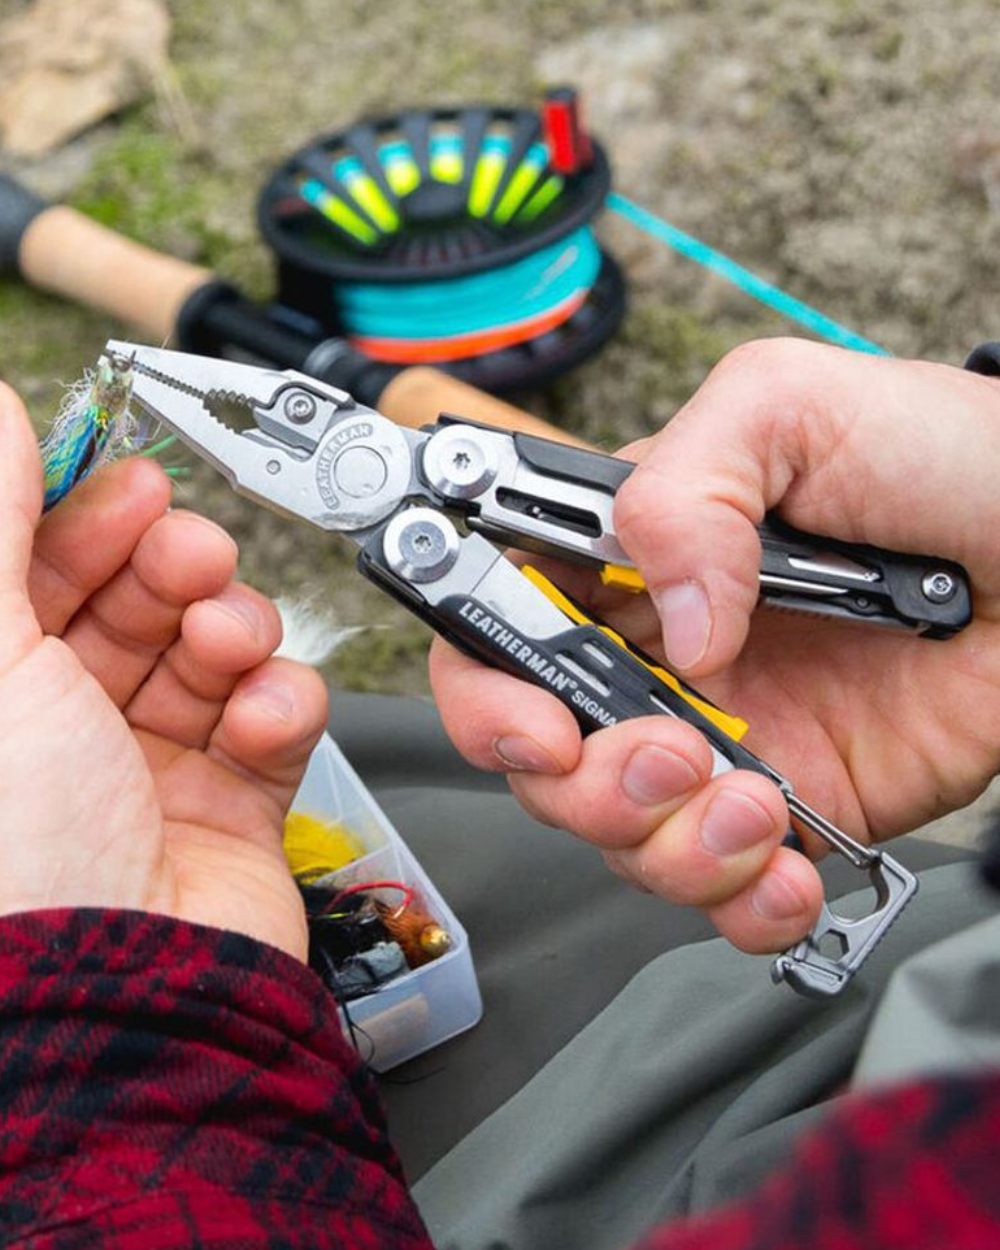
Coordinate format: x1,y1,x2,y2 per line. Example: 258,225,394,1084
542,87,594,176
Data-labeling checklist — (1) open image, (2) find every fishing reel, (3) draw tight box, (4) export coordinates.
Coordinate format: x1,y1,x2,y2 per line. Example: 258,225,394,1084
1,90,626,404
250,91,626,393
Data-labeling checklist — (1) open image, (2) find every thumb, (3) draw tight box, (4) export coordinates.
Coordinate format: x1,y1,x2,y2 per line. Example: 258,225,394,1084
0,382,43,673
613,338,1000,677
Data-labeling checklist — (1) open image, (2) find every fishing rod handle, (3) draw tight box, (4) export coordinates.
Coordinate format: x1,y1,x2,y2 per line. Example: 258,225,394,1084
380,366,589,447
0,172,584,444
0,174,211,342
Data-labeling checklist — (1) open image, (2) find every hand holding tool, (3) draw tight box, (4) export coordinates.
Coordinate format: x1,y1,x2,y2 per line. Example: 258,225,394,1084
111,341,971,996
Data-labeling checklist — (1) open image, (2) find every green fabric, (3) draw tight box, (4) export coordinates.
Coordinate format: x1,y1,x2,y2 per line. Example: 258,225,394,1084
328,693,984,1219
413,863,997,1250
854,911,1000,1085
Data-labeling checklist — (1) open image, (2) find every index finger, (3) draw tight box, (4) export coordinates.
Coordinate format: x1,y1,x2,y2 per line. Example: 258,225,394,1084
428,637,580,775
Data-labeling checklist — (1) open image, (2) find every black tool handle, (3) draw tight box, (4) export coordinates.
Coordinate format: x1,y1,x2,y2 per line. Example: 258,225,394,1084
757,515,971,637
509,426,972,637
359,540,771,779
442,600,768,768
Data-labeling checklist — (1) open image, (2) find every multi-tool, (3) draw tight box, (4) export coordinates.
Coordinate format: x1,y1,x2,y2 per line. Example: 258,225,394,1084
109,340,973,998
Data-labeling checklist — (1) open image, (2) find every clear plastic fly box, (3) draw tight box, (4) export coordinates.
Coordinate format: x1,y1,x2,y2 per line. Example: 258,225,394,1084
290,732,483,1071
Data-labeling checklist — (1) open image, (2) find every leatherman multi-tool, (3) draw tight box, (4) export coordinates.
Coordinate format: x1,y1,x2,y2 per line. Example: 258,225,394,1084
109,340,973,998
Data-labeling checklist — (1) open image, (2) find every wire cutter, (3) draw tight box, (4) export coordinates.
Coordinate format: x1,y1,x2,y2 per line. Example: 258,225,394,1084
110,340,970,997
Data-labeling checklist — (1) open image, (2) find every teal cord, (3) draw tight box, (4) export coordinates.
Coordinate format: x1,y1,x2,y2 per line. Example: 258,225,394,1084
336,227,601,341
607,192,890,356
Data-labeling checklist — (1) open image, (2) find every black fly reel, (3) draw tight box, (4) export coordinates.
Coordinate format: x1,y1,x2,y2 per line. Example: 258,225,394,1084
255,97,626,393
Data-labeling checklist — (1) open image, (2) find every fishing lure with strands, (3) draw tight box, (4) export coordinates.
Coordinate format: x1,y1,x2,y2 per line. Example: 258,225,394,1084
39,351,180,510
40,353,138,510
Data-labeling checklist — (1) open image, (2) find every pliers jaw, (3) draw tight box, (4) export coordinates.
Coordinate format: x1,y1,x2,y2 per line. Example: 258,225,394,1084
108,341,419,534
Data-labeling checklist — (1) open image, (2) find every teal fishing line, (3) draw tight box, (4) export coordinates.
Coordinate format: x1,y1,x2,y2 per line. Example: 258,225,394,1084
335,227,600,341
333,190,887,354
607,191,890,356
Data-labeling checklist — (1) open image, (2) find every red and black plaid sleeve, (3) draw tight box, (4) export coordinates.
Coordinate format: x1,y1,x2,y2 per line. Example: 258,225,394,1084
0,909,433,1250
3,909,1000,1250
638,1073,1000,1250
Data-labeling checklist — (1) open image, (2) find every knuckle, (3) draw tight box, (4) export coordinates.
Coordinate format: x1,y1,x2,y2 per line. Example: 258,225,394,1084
711,336,816,387
549,786,609,842
613,462,679,554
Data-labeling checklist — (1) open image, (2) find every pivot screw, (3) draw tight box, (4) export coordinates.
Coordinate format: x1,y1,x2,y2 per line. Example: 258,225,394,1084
382,508,460,584
422,426,498,500
285,392,317,423
922,571,956,603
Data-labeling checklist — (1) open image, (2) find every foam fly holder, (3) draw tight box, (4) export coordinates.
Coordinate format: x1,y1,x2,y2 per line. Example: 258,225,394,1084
257,101,626,392
291,733,482,1071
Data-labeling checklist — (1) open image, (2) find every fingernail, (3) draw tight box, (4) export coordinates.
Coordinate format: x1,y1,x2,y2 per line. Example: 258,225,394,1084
185,512,239,555
654,580,712,670
494,735,560,773
621,745,699,806
751,873,806,921
700,790,774,856
209,589,263,638
242,680,295,721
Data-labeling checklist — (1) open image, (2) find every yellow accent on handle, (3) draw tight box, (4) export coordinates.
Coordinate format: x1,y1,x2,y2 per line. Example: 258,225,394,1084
521,566,749,743
600,564,646,593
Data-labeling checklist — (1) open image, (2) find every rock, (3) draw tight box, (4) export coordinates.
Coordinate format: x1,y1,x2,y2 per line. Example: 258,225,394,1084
0,0,171,157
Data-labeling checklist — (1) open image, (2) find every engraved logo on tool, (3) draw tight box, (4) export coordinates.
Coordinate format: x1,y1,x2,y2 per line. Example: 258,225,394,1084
315,421,375,509
456,602,619,726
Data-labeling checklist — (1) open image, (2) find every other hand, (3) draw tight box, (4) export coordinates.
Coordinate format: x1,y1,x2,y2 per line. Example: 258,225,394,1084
0,381,327,959
430,339,1000,954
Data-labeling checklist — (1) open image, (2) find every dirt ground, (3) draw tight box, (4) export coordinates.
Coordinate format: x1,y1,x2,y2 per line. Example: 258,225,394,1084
2,0,998,842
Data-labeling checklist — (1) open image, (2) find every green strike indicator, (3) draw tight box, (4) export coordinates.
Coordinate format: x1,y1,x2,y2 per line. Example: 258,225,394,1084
494,144,549,225
299,179,379,245
468,136,510,218
516,174,565,224
382,152,421,198
333,156,400,234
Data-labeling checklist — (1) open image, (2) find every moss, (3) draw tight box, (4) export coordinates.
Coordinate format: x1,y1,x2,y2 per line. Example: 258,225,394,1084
72,118,185,227
621,301,745,393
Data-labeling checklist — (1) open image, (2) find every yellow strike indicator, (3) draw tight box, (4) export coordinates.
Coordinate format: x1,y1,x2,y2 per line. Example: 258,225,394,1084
522,565,749,742
600,563,646,593
493,158,545,224
469,151,507,218
314,190,380,245
384,156,421,198
346,173,400,232
429,149,464,184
